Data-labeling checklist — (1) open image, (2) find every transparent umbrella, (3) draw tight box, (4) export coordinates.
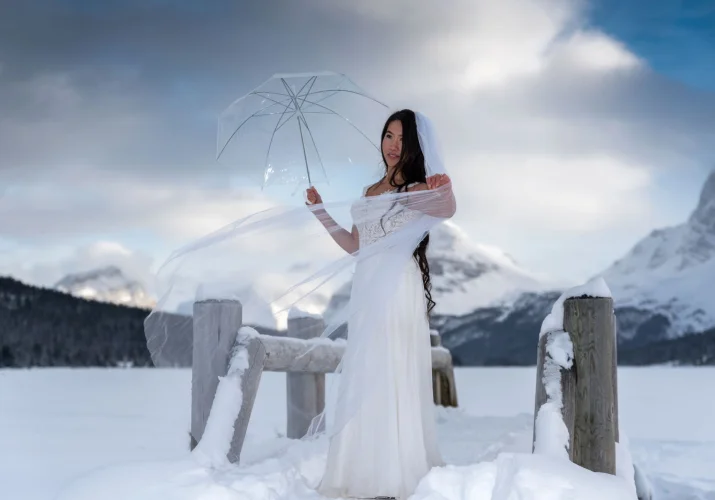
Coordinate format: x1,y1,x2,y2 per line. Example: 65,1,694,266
216,71,390,191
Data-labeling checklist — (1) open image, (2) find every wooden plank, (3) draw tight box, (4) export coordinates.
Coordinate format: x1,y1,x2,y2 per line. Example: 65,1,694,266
565,296,616,475
286,316,326,439
227,332,266,463
191,299,242,448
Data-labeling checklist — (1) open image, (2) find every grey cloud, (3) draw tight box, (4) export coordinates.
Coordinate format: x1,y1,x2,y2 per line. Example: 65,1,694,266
0,0,402,185
2,0,715,282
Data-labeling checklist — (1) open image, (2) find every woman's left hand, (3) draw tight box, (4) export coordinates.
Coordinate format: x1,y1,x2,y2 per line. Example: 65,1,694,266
426,173,451,190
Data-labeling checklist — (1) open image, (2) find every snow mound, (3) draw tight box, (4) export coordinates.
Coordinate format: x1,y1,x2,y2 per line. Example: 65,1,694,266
56,446,639,500
540,276,612,337
56,401,639,500
415,453,636,500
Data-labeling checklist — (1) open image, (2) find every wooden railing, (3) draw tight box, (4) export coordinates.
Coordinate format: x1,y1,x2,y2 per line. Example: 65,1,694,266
188,299,458,463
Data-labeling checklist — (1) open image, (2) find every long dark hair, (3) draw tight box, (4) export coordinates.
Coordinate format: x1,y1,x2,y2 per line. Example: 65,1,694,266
372,109,435,314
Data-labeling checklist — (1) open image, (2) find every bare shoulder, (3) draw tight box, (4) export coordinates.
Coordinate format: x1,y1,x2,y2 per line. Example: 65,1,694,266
407,182,428,192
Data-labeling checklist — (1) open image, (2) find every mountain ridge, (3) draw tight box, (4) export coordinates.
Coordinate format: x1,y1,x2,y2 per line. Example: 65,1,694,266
2,274,712,367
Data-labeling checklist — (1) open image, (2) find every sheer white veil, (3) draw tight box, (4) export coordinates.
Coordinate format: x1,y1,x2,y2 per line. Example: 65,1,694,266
143,109,455,444
416,111,447,177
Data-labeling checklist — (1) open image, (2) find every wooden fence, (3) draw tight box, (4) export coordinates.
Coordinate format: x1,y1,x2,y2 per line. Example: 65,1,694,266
188,298,458,462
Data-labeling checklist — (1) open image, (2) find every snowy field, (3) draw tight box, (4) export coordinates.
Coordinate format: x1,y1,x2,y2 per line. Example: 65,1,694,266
2,367,714,500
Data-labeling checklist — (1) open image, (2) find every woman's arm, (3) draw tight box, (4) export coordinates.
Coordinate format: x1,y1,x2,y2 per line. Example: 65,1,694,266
404,174,456,218
313,208,359,254
306,186,359,254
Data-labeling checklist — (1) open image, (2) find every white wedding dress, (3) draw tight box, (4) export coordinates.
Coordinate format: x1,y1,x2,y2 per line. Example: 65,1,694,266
317,186,444,499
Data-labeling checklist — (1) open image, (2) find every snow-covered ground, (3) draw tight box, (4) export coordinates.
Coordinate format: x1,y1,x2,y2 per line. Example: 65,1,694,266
1,367,714,500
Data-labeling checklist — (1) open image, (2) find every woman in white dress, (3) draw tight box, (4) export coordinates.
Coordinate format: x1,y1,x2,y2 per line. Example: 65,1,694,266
305,109,456,499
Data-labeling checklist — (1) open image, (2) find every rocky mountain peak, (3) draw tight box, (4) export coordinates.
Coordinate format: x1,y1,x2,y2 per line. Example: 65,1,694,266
55,265,123,287
689,169,715,231
54,265,155,310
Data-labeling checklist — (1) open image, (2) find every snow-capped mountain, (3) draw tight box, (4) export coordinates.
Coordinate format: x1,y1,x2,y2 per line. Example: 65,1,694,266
598,169,715,340
324,220,549,323
439,170,715,365
427,221,550,315
55,266,156,310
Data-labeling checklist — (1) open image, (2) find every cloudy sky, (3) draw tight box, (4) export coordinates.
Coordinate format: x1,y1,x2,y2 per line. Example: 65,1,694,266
1,0,714,292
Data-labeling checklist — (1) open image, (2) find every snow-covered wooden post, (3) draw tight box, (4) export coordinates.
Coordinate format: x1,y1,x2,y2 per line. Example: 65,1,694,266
532,280,616,462
431,329,458,407
533,278,619,475
190,299,266,466
192,328,266,466
191,299,243,449
286,311,326,438
565,295,617,475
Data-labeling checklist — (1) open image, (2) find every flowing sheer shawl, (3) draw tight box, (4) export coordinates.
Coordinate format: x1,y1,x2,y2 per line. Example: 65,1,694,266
143,112,456,443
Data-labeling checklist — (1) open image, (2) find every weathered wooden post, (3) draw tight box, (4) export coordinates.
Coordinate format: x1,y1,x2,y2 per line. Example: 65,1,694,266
533,295,617,474
566,296,617,475
430,330,458,407
534,292,652,499
191,299,242,449
612,311,620,444
193,329,267,466
430,330,441,347
286,313,326,438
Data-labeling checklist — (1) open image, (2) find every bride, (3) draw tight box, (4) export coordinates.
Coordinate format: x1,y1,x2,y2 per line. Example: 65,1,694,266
304,109,456,499
141,107,456,500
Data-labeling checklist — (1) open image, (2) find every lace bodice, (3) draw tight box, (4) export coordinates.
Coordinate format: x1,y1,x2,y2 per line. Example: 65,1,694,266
351,184,422,248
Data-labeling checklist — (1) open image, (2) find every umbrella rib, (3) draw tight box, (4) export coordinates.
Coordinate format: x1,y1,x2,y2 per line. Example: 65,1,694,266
216,96,294,160
261,94,298,190
252,77,317,132
297,76,318,109
248,93,295,111
271,77,318,132
253,110,334,117
251,91,291,99
297,116,311,185
299,96,382,151
299,82,328,179
281,78,317,185
300,88,389,108
298,89,341,112
254,77,315,107
298,114,328,187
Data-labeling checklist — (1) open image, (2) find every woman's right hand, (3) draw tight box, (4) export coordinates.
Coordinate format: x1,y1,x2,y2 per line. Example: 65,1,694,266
305,186,323,206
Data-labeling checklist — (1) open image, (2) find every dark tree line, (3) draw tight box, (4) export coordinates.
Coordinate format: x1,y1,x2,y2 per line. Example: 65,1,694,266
2,276,713,368
0,276,154,367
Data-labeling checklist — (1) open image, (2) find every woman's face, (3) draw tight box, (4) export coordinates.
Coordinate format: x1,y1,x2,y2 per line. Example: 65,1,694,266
382,120,403,169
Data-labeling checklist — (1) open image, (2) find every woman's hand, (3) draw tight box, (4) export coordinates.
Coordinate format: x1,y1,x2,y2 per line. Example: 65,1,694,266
305,186,323,206
426,173,451,190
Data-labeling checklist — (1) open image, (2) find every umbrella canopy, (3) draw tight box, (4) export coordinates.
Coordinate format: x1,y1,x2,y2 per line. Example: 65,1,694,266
216,71,390,190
